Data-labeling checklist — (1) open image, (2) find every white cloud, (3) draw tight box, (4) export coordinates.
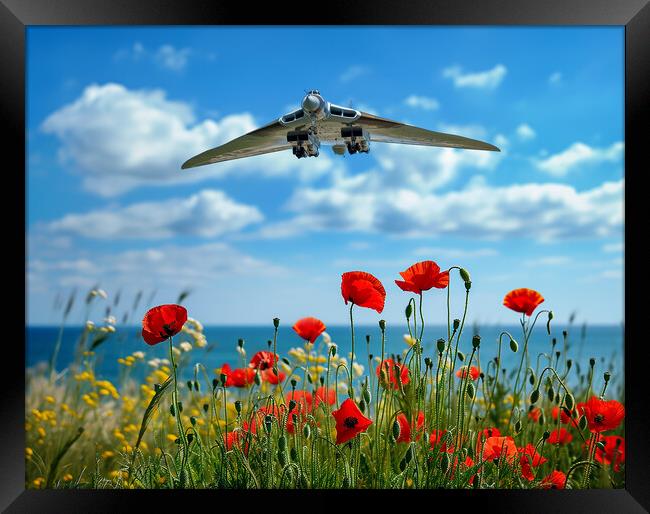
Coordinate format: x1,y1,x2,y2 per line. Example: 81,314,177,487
28,242,286,292
339,66,369,83
46,189,263,239
155,45,191,71
524,256,572,267
536,142,624,176
404,95,440,111
41,83,337,196
516,123,536,141
548,72,562,85
602,242,624,253
442,64,507,89
413,247,499,259
256,178,623,242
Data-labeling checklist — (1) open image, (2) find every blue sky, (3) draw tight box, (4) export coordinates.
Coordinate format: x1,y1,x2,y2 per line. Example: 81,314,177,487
26,26,624,326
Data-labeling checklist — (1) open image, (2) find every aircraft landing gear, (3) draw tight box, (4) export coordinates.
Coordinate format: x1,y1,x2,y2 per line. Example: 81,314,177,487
347,141,369,155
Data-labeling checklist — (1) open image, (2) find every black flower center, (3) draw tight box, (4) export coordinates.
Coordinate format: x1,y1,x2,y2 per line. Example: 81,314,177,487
594,414,605,424
344,416,359,429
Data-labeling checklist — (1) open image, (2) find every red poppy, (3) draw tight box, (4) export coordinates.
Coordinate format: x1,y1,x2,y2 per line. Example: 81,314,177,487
394,260,450,295
395,411,425,443
376,358,410,390
141,304,188,345
503,288,545,317
476,427,501,456
292,317,326,344
528,407,542,423
450,456,476,485
341,271,386,313
286,390,313,414
252,405,281,433
429,429,453,453
519,443,548,481
482,436,518,464
220,363,255,388
579,396,625,433
261,368,285,385
224,422,253,454
540,470,566,489
594,435,625,472
249,351,278,371
455,366,480,381
332,398,372,445
552,405,578,425
548,428,573,445
314,386,336,408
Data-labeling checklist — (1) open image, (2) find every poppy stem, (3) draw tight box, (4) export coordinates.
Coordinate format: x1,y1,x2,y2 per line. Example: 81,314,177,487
168,336,187,487
348,303,355,396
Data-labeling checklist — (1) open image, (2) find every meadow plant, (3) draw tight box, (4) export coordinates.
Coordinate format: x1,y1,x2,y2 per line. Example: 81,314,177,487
25,261,625,489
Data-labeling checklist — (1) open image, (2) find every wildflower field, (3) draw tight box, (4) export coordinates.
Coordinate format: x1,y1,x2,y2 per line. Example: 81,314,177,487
25,261,625,489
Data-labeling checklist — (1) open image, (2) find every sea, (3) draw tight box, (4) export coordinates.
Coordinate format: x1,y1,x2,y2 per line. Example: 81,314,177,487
26,324,624,392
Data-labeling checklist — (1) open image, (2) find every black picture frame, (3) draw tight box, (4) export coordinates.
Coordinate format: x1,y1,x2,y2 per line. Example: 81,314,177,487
4,0,648,511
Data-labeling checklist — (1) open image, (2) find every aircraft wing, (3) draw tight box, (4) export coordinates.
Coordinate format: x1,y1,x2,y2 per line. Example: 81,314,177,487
181,120,294,169
357,112,500,152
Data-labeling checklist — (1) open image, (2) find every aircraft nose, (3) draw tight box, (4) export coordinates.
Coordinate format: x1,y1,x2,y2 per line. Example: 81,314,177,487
302,94,321,112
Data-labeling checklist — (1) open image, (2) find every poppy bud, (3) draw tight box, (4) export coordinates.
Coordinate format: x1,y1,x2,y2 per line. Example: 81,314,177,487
358,400,366,413
437,338,446,354
267,340,272,349
399,458,407,472
194,381,200,392
291,379,297,388
596,441,606,451
177,402,183,413
465,280,472,291
170,404,175,417
538,412,545,425
290,447,298,462
212,378,218,390
187,433,194,444
542,430,550,440
330,345,337,357
589,358,596,368
472,335,481,349
514,420,522,434
363,388,371,404
220,373,227,387
457,351,465,362
604,371,611,383
288,400,296,412
203,403,209,413
238,338,244,348
547,386,554,402
307,374,313,384
392,420,401,440
273,318,280,328
281,357,291,366
154,383,162,393
379,320,386,331
190,416,197,426
278,450,287,467
254,372,261,386
234,400,242,414
566,360,572,371
467,383,475,399
405,445,414,464
440,452,450,472
579,415,588,430
187,380,193,390
510,339,518,353
552,338,557,348
424,357,432,369
547,311,553,335
303,424,311,439
453,319,460,331
565,394,575,411
530,389,540,404
529,371,536,386
459,268,471,283
405,303,413,319
278,435,287,451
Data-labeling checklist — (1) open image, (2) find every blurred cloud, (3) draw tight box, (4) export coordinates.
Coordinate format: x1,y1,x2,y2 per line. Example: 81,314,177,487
536,142,623,176
404,95,440,111
442,64,507,89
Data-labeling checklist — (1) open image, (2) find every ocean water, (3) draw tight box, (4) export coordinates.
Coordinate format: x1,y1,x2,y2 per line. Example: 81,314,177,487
26,323,624,391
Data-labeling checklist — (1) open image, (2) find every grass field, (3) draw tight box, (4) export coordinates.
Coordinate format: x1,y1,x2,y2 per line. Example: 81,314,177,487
25,263,625,489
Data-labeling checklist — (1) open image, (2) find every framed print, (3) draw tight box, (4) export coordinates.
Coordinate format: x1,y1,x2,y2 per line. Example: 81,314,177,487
3,0,649,511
